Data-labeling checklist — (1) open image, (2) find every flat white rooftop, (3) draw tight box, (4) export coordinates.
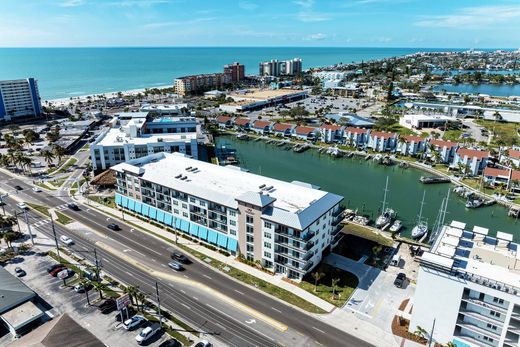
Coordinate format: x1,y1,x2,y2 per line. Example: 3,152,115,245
140,104,188,112
96,128,198,147
112,153,342,229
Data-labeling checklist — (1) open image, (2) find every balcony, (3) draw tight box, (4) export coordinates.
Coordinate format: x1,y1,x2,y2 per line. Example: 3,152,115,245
332,224,343,236
332,207,344,218
302,261,314,271
303,250,314,261
454,334,496,347
275,238,304,250
459,308,504,325
275,228,306,241
461,295,508,314
301,232,315,242
456,320,501,340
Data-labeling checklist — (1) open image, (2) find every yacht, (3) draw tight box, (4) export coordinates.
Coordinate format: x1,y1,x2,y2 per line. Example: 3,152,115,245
389,220,402,233
411,191,428,239
375,177,396,228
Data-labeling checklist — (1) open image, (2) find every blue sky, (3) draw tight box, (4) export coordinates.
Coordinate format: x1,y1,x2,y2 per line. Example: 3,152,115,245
1,0,520,48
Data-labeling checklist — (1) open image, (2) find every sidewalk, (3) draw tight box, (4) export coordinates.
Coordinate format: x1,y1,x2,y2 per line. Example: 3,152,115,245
75,194,337,313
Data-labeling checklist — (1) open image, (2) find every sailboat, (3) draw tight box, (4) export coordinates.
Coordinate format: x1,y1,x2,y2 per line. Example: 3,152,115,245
411,191,428,239
375,176,396,228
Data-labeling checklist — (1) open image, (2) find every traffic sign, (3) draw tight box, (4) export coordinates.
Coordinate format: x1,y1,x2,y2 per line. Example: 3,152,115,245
116,294,131,310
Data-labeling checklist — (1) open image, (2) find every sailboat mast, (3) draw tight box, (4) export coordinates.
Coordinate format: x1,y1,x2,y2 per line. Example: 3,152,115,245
381,176,389,212
418,191,426,222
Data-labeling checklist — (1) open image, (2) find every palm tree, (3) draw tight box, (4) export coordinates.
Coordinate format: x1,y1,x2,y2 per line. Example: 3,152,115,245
135,291,147,312
123,285,139,306
457,162,468,178
23,130,38,149
331,278,340,300
312,272,324,292
80,279,92,305
20,155,33,175
414,326,428,339
91,281,107,300
2,231,17,249
41,149,55,166
493,111,502,123
52,145,67,164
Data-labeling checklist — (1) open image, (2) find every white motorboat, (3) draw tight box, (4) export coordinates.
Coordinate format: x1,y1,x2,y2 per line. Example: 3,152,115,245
389,220,402,233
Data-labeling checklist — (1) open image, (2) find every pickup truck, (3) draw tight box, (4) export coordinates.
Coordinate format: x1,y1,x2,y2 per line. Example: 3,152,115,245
135,323,161,345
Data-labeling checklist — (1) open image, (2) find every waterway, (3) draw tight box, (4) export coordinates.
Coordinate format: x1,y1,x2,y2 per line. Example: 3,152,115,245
215,136,520,241
433,83,520,97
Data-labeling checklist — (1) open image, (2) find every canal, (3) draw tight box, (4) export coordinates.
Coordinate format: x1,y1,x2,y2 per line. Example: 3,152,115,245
215,136,520,240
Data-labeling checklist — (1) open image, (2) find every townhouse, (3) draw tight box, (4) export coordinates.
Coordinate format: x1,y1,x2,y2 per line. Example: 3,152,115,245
233,117,251,131
216,115,233,128
429,139,458,164
343,127,369,148
251,120,272,134
367,131,398,152
272,122,295,137
453,148,490,176
293,126,318,141
397,135,428,156
319,124,344,143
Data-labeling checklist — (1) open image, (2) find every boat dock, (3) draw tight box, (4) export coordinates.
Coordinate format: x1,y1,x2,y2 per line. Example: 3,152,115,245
419,176,451,184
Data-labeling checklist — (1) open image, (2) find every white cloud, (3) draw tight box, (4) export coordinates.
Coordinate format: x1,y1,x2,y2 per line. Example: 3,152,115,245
238,1,259,11
415,5,520,28
59,0,85,7
304,33,328,41
105,0,172,7
142,17,216,29
293,0,330,22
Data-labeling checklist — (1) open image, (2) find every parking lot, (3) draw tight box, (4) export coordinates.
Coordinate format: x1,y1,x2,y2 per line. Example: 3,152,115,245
2,254,174,347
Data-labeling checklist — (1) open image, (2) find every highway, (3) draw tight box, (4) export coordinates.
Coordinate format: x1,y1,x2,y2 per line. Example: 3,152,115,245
0,170,372,347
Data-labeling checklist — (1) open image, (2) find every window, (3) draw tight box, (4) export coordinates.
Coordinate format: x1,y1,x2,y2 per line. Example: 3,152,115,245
230,229,236,236
264,242,271,249
263,251,271,258
247,235,254,243
246,225,254,234
173,209,179,214
172,200,178,206
229,210,237,217
246,215,254,224
182,212,188,218
190,197,196,203
486,323,497,330
230,220,236,226
493,297,504,304
490,311,501,318
247,245,254,252
200,201,206,207
264,232,271,239
264,221,272,229
182,203,187,209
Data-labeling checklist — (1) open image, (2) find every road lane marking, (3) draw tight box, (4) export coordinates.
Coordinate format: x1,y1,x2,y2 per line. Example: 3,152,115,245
183,275,189,278
181,303,191,310
180,290,186,294
234,290,244,295
203,274,212,280
271,307,282,313
312,327,325,334
193,297,199,301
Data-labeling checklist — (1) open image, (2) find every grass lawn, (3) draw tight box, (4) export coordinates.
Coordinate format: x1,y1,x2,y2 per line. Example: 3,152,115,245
88,195,116,208
34,181,57,191
342,223,394,247
56,211,74,225
300,263,358,307
53,157,78,175
476,119,520,146
52,176,70,188
26,202,50,216
143,314,193,346
442,129,462,142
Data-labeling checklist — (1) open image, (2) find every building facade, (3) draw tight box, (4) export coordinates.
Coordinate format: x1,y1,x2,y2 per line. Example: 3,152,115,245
112,152,343,280
223,62,245,83
411,221,520,347
259,58,302,77
0,78,42,122
175,73,231,96
90,112,200,172
140,103,190,117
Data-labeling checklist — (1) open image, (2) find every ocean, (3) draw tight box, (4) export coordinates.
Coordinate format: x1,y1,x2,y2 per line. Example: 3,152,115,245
0,47,457,100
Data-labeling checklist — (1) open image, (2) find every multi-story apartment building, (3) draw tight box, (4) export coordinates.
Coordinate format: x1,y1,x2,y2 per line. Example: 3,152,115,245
0,78,42,122
452,148,490,176
411,220,520,347
90,112,200,173
223,62,245,83
259,58,303,77
112,152,344,280
175,73,231,96
140,103,190,117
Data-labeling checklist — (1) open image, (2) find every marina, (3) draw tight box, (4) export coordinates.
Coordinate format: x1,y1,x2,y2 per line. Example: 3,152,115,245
215,135,520,240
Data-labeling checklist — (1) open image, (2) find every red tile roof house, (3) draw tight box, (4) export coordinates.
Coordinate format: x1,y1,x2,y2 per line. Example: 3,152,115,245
215,115,232,128
233,117,251,130
251,120,272,134
511,170,520,193
483,167,512,187
500,148,520,168
428,139,458,164
272,122,295,137
343,127,368,148
293,126,318,140
397,135,427,156
319,124,344,143
453,148,491,176
367,131,398,152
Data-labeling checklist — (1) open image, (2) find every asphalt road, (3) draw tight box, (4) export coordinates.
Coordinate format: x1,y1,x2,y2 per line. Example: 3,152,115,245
0,171,373,347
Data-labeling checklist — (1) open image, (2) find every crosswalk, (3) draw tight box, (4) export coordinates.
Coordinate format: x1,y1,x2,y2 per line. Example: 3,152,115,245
55,204,69,211
33,219,51,228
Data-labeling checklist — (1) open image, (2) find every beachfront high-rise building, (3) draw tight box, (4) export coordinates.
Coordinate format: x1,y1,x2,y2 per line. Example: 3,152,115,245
223,62,245,83
174,73,231,96
0,78,42,122
410,221,520,347
259,58,302,77
112,152,344,280
90,112,201,173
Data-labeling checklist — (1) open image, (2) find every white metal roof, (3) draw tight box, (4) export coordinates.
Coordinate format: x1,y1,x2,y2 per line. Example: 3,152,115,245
473,226,489,236
445,227,463,238
497,231,513,242
450,221,466,230
96,127,198,147
422,251,454,268
437,246,456,258
441,236,459,248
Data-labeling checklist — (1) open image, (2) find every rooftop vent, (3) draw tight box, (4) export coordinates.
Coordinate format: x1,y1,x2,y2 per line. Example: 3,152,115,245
265,186,274,191
180,176,187,181
185,166,192,171
259,184,266,189
175,174,182,179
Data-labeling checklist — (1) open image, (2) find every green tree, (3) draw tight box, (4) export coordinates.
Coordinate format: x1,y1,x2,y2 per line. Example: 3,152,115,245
123,285,139,305
312,272,324,292
414,326,428,339
91,281,107,300
52,145,67,164
331,278,340,300
41,149,55,166
2,231,18,249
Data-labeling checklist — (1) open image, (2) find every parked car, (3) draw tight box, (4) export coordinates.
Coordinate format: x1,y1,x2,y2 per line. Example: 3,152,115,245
107,223,120,231
50,266,66,277
74,283,92,293
46,263,64,273
60,235,74,246
394,273,407,288
158,339,181,347
171,252,190,264
135,323,161,345
168,261,184,271
194,340,212,347
98,299,117,314
14,185,23,191
32,187,42,192
14,267,26,277
123,315,145,330
16,202,28,210
57,269,75,279
67,203,80,211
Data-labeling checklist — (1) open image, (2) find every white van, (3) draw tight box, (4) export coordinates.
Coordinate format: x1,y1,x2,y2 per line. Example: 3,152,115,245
390,254,401,267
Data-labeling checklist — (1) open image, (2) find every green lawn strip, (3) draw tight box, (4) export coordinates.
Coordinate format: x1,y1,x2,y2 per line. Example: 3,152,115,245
88,195,116,208
48,250,82,275
34,181,57,191
143,314,192,346
56,211,74,225
52,157,78,175
69,189,77,195
90,206,326,313
442,129,463,141
299,263,358,307
342,223,394,247
26,202,51,216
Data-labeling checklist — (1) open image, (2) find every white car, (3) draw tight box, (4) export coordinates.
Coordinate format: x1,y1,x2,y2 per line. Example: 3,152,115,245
16,202,28,210
123,315,145,330
135,323,161,344
60,235,74,246
32,187,42,192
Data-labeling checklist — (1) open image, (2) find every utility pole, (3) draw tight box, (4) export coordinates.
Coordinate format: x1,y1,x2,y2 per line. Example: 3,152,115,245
94,248,100,282
22,209,34,246
155,281,162,327
50,216,61,261
121,208,125,221
13,210,21,232
174,217,178,244
428,318,436,347
0,196,5,215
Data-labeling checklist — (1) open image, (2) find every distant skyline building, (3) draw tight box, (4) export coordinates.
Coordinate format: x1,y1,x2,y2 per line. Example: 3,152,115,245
0,78,42,122
259,58,302,77
223,62,245,83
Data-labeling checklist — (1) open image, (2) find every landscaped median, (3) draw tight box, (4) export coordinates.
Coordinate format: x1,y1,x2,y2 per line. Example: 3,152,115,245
25,202,75,225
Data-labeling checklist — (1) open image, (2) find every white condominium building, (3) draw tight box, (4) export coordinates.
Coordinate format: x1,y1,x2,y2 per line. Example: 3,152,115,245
90,112,200,172
111,152,344,280
0,78,42,122
411,220,520,347
139,103,190,116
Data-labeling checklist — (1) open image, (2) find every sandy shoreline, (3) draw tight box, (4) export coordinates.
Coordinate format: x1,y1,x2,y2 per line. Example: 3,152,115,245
44,84,173,106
